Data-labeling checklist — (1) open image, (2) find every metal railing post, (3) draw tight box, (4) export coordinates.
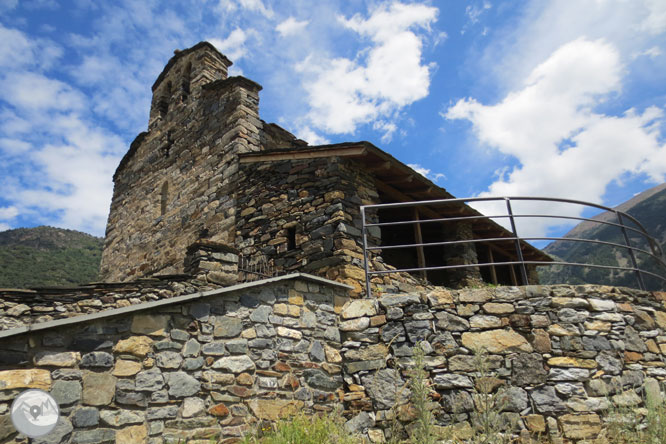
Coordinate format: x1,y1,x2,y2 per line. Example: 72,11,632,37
505,198,529,285
361,207,372,298
617,211,646,291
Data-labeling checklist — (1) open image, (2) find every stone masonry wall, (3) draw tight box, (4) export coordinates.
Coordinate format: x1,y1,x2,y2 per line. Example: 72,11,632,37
0,277,348,444
100,45,262,282
0,278,210,335
1,282,665,443
236,156,427,297
340,284,666,443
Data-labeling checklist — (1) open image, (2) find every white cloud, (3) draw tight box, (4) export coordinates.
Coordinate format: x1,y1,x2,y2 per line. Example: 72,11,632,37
0,23,126,235
0,138,31,154
407,163,446,183
465,2,491,25
634,45,662,58
217,0,273,18
210,28,256,62
1,72,86,111
0,206,19,220
295,125,329,146
276,17,308,37
446,38,666,237
481,0,666,90
0,24,62,70
298,2,437,135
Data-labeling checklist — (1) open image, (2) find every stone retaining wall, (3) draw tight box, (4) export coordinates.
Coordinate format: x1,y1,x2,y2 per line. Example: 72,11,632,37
1,282,665,443
0,278,209,334
339,284,666,443
0,276,348,443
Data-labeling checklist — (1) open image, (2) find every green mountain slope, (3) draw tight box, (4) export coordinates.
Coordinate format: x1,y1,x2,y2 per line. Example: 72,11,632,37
540,184,666,290
0,226,103,288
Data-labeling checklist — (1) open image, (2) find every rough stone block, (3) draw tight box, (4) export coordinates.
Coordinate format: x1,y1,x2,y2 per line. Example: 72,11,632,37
131,314,170,336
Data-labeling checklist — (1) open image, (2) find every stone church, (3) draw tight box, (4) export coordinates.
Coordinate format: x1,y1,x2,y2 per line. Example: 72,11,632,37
100,42,548,294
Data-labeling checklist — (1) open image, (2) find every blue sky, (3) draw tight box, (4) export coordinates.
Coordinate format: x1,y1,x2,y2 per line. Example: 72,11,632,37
0,0,665,239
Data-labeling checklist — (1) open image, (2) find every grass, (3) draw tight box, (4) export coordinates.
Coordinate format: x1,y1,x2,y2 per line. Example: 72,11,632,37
603,384,666,444
239,410,360,444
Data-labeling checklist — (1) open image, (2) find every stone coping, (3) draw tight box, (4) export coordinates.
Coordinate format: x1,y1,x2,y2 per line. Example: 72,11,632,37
0,273,351,340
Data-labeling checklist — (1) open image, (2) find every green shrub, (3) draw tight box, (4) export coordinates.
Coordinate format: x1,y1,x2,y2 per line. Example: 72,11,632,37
240,411,360,444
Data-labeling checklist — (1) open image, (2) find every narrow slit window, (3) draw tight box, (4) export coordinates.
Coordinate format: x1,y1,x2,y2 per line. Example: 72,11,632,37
181,62,192,102
160,182,168,216
159,81,172,118
287,227,297,251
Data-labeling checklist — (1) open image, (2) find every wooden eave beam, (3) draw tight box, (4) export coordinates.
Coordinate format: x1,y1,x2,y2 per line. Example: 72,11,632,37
366,161,392,173
239,146,367,163
382,174,415,185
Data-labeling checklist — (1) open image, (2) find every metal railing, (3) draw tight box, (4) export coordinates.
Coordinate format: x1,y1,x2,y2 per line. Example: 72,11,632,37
238,254,277,283
360,196,666,296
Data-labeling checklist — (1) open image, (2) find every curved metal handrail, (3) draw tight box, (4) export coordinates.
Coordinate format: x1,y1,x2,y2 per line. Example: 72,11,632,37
360,196,666,296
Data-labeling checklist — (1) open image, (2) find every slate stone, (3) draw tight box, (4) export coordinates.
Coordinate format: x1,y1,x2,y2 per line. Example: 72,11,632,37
500,387,528,412
82,372,115,406
183,357,205,371
249,338,273,349
240,294,260,308
170,329,189,342
596,351,622,375
548,368,590,381
361,369,409,409
71,339,113,352
156,351,183,368
345,412,375,434
404,320,431,342
380,322,406,342
72,407,99,428
511,353,547,386
147,406,179,420
52,369,82,380
202,341,227,356
344,359,385,374
80,352,114,368
309,340,325,362
435,312,470,331
378,294,421,308
115,390,147,407
214,316,243,337
154,341,182,351
530,386,566,413
167,371,201,397
151,390,169,403
135,368,165,391
226,339,249,355
190,303,210,320
558,308,588,323
555,383,586,397
303,369,342,391
430,332,458,354
624,326,647,352
212,355,255,373
433,374,474,389
183,339,201,357
70,428,115,444
582,336,612,351
440,390,474,413
99,409,144,426
51,380,82,405
33,417,73,444
249,306,272,323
